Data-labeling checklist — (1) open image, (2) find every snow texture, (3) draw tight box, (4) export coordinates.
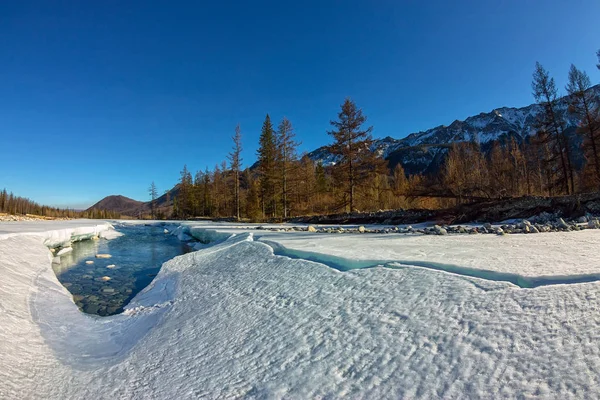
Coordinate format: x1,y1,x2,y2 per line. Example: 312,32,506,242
2,220,600,398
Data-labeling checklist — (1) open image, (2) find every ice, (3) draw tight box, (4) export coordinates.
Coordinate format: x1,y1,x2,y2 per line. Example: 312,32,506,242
2,220,600,398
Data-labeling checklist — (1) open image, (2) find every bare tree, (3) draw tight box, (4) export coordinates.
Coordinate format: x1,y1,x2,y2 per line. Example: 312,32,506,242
532,62,574,194
567,64,600,188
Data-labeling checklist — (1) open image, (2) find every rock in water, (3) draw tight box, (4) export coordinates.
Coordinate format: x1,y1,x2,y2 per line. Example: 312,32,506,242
100,276,111,281
164,229,169,234
106,264,116,269
307,226,317,233
589,220,600,229
96,254,112,259
358,226,366,233
85,260,94,265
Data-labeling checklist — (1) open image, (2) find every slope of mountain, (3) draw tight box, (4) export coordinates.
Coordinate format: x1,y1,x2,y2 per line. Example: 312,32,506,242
308,84,600,175
86,195,148,217
88,187,180,216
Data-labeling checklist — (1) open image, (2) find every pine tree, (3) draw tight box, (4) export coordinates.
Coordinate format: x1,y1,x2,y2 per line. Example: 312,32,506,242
245,173,261,221
148,181,158,219
597,49,600,70
566,64,600,188
178,164,193,219
256,114,277,219
227,124,243,221
202,167,212,216
277,117,300,219
328,98,375,212
532,62,574,194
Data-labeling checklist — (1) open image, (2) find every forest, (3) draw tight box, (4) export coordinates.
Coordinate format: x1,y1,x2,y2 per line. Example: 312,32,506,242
0,189,121,219
161,55,600,222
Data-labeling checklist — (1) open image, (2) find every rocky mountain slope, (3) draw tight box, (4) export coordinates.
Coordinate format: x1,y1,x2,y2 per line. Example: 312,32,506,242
308,84,600,175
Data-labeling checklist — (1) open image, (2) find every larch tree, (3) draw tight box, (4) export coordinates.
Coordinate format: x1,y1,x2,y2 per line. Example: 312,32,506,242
532,62,574,194
327,98,375,212
228,124,243,221
256,114,277,219
148,181,158,219
277,117,300,219
178,165,193,219
566,64,600,188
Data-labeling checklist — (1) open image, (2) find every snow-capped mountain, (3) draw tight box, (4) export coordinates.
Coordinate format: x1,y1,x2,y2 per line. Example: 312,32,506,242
308,84,600,175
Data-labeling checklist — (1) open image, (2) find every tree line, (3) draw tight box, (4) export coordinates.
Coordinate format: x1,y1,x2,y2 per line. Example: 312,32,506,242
160,49,600,221
0,188,121,219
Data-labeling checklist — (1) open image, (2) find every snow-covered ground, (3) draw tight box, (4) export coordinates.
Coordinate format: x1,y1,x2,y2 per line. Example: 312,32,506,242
2,220,600,398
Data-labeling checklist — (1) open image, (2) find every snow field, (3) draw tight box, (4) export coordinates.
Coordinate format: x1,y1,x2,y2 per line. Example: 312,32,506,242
1,221,600,398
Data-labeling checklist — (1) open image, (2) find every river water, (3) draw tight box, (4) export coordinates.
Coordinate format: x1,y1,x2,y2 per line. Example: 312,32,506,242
53,224,190,316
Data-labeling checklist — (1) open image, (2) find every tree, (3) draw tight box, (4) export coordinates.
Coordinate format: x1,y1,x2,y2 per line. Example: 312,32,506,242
256,114,277,219
597,49,600,70
566,64,600,188
443,142,489,202
148,181,158,219
277,117,300,219
245,172,261,221
328,98,376,212
228,124,243,220
532,62,574,194
178,164,193,219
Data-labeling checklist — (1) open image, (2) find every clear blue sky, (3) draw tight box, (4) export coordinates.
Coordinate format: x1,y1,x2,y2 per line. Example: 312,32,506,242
1,0,599,209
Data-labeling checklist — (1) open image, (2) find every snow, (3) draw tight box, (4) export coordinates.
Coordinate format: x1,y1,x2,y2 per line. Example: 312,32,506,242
3,220,600,398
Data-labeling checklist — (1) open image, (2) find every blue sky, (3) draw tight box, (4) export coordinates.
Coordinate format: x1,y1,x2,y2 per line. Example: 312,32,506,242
1,0,599,208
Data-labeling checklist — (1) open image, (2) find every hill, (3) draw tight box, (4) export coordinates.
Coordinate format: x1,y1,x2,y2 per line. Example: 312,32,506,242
86,195,148,217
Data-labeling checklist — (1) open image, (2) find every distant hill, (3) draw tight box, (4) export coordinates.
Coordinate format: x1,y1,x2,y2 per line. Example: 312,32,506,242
86,195,148,217
87,187,180,217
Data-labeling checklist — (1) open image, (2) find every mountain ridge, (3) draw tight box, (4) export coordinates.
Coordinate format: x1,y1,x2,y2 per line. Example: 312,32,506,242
308,84,600,174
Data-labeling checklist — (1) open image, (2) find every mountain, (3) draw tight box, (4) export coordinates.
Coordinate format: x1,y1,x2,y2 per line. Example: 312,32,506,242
86,195,148,217
87,186,180,217
308,84,600,175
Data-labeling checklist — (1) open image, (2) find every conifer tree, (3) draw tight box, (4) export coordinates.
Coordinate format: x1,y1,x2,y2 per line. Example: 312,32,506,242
148,181,158,219
328,98,375,212
245,173,261,221
277,117,300,219
532,62,574,194
228,125,243,221
256,114,277,218
202,167,212,216
178,164,193,219
566,64,600,188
